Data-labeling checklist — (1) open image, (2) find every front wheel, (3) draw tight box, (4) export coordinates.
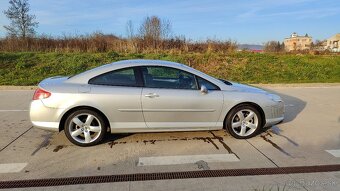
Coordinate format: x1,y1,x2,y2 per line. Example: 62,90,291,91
225,104,263,139
64,109,107,146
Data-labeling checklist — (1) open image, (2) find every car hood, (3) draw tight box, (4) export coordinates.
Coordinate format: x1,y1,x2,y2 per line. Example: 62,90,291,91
228,82,267,94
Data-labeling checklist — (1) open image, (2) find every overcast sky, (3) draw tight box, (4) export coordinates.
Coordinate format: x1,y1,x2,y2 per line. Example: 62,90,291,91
0,0,339,44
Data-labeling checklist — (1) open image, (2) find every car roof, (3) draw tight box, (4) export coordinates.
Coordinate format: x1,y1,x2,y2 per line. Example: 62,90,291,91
66,59,228,89
107,59,195,71
114,59,186,67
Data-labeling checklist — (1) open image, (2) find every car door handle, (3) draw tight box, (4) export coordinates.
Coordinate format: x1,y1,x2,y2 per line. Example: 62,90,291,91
145,93,159,98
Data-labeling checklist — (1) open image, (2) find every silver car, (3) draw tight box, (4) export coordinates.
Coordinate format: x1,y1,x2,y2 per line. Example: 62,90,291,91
30,59,284,146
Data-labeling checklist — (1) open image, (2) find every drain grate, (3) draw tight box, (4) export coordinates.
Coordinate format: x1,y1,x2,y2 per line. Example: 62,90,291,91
1,164,340,189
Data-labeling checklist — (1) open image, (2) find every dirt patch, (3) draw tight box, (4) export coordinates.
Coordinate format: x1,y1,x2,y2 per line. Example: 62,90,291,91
195,160,210,170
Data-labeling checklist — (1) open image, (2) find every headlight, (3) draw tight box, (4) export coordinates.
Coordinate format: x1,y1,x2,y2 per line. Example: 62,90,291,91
267,94,283,102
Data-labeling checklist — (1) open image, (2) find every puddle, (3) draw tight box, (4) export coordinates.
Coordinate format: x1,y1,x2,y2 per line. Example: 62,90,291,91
107,134,225,149
53,145,66,152
31,132,53,156
191,137,218,149
143,140,157,145
108,131,239,158
271,126,299,146
209,132,232,152
109,141,126,148
260,132,291,156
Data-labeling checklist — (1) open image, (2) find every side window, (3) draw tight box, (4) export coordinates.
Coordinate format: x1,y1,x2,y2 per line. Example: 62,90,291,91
89,68,137,86
197,77,220,90
142,66,197,90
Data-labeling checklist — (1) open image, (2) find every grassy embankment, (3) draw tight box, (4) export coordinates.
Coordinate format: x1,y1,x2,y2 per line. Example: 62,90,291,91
0,52,339,85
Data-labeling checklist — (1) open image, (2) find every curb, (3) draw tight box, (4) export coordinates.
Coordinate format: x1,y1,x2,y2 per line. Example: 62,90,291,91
0,86,37,90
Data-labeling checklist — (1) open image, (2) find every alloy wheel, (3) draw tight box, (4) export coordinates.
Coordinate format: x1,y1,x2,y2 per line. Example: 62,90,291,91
231,109,259,137
68,113,102,144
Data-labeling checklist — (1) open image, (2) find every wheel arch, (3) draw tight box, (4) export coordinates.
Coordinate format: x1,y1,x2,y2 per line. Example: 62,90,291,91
59,106,110,132
223,102,266,129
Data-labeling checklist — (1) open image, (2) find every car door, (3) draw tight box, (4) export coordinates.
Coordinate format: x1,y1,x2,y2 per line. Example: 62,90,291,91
141,66,223,130
88,67,146,130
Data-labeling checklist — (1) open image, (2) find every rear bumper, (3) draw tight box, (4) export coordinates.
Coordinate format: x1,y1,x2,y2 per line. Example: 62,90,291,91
31,121,59,131
30,100,62,131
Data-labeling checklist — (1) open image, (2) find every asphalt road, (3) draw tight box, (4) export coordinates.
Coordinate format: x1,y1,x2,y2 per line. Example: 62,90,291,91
0,85,340,191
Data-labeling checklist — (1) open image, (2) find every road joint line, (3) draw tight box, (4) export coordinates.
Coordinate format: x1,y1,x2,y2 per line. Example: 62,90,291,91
137,154,239,166
325,150,340,157
0,163,27,174
245,139,279,168
0,110,28,112
0,126,33,153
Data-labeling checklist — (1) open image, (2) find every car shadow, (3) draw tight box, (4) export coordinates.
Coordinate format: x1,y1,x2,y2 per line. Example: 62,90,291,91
102,133,132,144
260,88,307,124
256,88,306,145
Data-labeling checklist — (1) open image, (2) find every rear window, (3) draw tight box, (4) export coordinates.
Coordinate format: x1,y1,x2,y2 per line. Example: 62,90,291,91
89,68,137,87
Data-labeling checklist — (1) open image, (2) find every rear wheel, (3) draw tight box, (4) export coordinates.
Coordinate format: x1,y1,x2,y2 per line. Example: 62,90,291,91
64,109,106,146
225,104,262,139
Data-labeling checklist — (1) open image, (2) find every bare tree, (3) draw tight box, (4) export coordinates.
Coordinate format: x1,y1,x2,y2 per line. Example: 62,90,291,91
3,0,38,38
138,16,172,49
264,41,283,52
125,20,138,52
126,20,134,39
160,19,172,39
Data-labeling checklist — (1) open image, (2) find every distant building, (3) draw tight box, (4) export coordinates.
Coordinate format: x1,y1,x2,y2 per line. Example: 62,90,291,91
324,33,340,52
313,40,327,51
284,32,312,51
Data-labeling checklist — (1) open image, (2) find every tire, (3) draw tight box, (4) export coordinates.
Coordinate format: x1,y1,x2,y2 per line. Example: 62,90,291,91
64,109,107,146
225,104,263,139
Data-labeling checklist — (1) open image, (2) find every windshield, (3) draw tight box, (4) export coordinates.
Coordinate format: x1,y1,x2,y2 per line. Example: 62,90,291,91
219,79,233,85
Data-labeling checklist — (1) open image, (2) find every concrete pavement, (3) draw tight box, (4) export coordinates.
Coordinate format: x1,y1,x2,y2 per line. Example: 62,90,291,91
0,85,340,190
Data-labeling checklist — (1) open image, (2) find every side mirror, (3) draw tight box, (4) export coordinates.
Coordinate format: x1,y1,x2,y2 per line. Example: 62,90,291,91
200,85,208,94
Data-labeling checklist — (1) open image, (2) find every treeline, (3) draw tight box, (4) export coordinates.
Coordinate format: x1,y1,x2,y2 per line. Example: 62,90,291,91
0,34,237,53
263,41,285,52
0,15,237,53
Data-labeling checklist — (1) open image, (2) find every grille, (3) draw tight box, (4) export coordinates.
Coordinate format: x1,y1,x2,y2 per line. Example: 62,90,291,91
1,164,340,189
271,104,284,118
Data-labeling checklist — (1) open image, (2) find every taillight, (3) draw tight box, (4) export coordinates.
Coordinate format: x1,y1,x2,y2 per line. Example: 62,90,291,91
33,88,51,100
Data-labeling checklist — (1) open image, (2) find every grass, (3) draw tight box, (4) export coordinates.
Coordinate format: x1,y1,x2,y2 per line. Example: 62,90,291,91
0,51,339,85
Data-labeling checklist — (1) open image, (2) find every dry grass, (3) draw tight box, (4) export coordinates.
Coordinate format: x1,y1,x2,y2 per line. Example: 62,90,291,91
0,33,237,53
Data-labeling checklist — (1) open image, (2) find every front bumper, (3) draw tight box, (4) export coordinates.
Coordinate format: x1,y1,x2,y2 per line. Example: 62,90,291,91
264,116,284,127
264,101,285,127
30,100,62,131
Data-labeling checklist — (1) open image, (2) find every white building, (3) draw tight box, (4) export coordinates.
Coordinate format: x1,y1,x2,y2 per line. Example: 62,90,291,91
284,32,312,51
325,33,340,52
